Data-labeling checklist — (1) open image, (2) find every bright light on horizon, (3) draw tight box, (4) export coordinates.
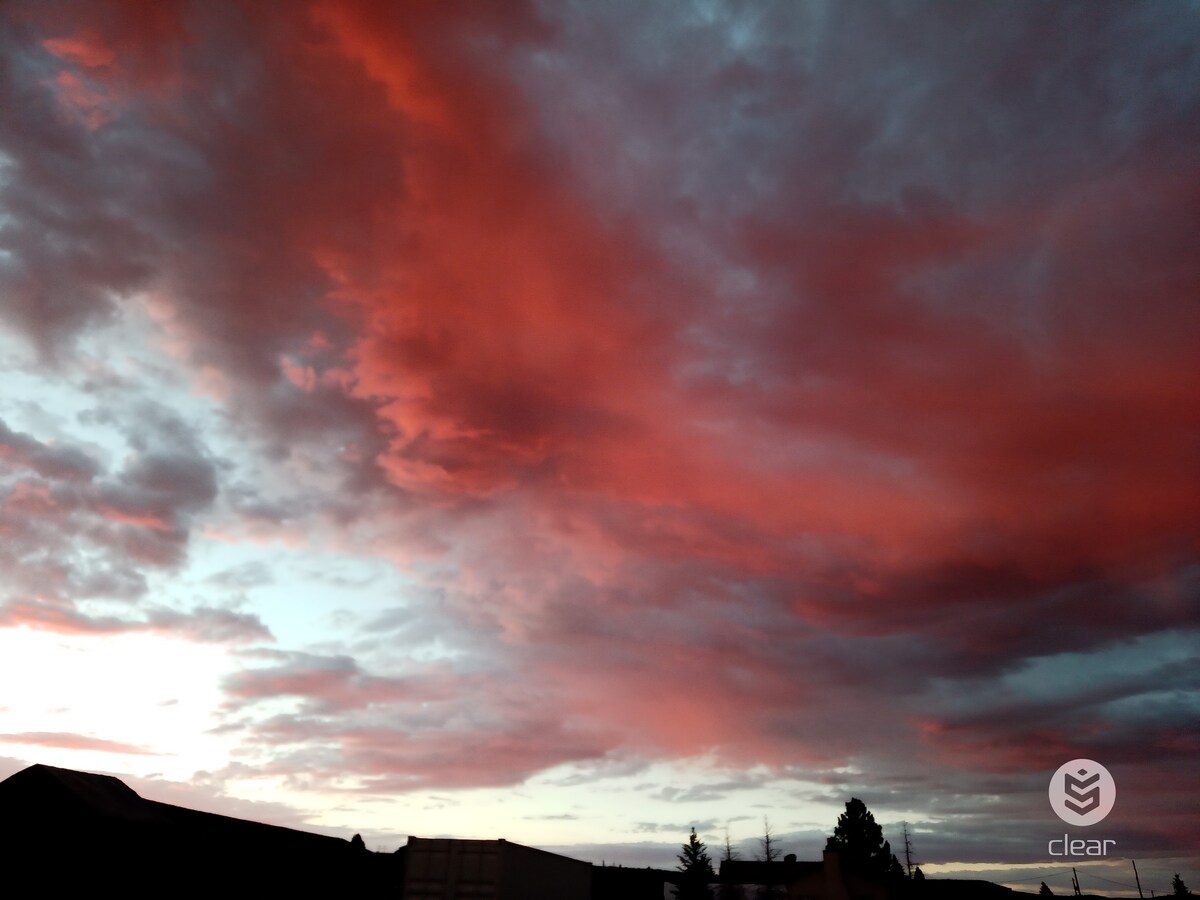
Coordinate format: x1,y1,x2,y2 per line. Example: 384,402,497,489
0,629,234,779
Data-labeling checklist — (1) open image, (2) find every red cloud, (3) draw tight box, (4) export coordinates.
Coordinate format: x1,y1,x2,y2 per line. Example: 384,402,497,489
1,0,1196,848
224,651,457,714
42,32,118,69
0,599,271,644
0,732,160,756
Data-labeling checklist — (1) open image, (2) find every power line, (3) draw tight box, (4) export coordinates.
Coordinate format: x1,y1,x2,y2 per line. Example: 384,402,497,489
1083,872,1137,889
999,869,1075,883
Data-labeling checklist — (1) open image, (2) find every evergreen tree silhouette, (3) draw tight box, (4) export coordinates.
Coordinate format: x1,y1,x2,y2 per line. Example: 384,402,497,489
1039,882,1054,896
1173,873,1192,896
824,798,892,877
675,827,715,900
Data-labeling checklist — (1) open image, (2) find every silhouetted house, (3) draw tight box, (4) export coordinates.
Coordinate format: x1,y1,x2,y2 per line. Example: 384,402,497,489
0,764,1030,899
401,836,591,899
717,853,1039,900
719,851,892,900
591,863,678,900
0,764,398,891
904,880,1029,899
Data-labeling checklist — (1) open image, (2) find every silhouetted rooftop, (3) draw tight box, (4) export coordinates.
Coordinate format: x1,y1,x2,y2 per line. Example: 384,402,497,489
0,763,395,891
720,857,824,883
0,763,153,823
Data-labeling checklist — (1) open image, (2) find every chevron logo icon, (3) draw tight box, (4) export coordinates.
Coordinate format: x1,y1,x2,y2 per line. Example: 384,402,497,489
1065,769,1100,813
1049,759,1116,826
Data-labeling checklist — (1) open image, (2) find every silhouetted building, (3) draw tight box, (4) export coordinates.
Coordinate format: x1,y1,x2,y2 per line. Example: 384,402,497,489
401,836,591,900
0,765,1033,899
903,881,1030,899
717,852,1041,900
719,850,891,900
591,863,678,900
0,763,398,892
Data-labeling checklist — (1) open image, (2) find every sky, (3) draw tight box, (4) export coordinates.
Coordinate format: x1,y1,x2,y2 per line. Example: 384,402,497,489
0,0,1197,893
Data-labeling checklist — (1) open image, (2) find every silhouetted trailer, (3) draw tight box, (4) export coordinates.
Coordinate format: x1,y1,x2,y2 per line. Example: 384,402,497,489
401,836,592,900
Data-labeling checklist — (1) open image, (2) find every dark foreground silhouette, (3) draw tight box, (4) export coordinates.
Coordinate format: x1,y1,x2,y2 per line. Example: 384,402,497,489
0,763,666,897
0,763,397,892
0,764,1066,898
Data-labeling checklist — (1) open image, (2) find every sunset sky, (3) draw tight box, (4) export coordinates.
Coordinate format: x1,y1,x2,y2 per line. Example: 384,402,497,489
1,1,1197,893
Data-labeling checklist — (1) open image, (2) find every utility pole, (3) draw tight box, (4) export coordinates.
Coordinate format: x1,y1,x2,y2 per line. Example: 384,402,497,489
1132,859,1144,898
903,822,914,879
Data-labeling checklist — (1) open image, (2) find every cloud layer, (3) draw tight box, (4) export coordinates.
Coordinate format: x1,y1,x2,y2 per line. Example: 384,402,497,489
1,0,1197,866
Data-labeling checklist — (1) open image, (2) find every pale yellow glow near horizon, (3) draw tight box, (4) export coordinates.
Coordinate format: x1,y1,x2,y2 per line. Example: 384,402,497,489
0,627,235,779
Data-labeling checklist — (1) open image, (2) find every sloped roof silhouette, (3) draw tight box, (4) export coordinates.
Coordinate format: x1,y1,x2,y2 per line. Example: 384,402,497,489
0,762,347,848
0,763,392,891
0,763,155,823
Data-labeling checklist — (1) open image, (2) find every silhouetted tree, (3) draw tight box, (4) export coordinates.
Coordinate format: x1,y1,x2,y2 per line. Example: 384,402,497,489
887,853,906,881
824,798,893,878
718,827,741,900
759,817,779,863
1039,882,1054,896
1173,873,1192,896
902,822,915,878
675,827,715,900
913,867,925,882
756,817,784,900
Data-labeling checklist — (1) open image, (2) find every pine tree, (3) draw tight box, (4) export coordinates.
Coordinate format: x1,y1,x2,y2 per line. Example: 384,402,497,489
1039,882,1054,896
675,828,715,900
824,798,892,878
1173,873,1192,896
